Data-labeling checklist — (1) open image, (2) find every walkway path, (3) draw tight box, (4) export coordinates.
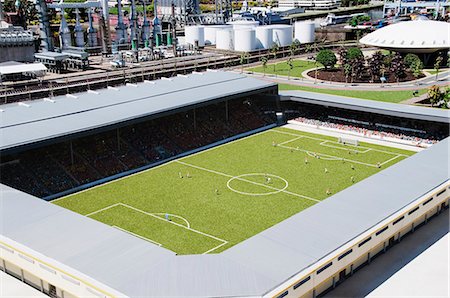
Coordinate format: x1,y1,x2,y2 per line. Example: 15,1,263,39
241,69,449,92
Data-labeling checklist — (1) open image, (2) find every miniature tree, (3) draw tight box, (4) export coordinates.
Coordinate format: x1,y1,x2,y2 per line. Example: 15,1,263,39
367,51,384,82
260,56,268,77
434,55,443,80
270,42,279,72
427,85,444,107
316,49,337,70
389,52,406,83
287,57,294,79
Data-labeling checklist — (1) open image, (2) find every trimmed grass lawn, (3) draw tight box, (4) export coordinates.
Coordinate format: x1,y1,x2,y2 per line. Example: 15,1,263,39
247,59,316,78
53,127,413,255
279,83,427,103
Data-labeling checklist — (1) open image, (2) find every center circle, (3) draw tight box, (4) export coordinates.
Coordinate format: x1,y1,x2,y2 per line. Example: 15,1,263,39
227,173,289,196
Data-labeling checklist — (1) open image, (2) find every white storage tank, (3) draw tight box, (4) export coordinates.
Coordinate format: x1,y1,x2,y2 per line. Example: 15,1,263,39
294,21,315,44
234,29,256,52
255,26,273,49
271,25,293,47
204,25,231,45
227,20,259,30
185,25,205,47
216,29,234,50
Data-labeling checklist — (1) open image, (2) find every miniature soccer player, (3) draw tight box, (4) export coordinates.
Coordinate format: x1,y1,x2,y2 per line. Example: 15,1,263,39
165,213,171,221
351,164,355,170
187,172,191,178
215,188,220,195
304,157,308,164
377,162,381,168
178,172,183,179
324,168,328,173
351,176,355,183
326,188,331,195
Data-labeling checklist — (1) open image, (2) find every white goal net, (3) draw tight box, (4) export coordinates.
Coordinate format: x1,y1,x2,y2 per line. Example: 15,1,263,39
338,137,359,146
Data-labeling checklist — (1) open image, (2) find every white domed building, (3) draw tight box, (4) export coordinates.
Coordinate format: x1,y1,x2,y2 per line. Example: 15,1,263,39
359,20,450,54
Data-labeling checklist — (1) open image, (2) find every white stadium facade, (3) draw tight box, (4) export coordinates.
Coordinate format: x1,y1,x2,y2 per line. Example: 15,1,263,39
359,20,450,54
1,72,450,298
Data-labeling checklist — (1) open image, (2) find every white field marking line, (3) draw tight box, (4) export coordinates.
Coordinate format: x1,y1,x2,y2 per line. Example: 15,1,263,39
272,129,409,157
306,151,340,161
85,203,191,228
202,241,229,255
52,129,272,203
118,203,228,245
319,140,372,154
113,225,163,247
84,203,121,217
85,202,227,254
176,160,320,203
227,173,289,196
151,213,191,228
279,144,378,168
279,136,303,146
379,154,401,166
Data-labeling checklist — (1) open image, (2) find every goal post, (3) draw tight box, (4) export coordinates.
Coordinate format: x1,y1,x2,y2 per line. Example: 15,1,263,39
338,137,359,146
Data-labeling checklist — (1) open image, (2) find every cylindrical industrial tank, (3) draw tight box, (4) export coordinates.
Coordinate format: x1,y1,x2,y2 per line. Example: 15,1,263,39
271,25,293,47
226,20,259,30
184,25,205,47
234,29,256,52
216,29,234,50
294,21,315,44
255,26,273,49
204,25,232,45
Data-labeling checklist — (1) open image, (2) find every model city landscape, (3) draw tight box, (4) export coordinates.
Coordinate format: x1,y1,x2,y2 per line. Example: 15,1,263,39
0,0,449,297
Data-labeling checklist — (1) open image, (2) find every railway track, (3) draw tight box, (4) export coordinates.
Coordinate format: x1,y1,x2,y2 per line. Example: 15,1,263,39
0,41,359,104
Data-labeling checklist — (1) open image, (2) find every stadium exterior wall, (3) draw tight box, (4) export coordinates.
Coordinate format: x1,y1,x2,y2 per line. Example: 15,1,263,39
2,181,448,298
0,236,124,298
264,182,450,298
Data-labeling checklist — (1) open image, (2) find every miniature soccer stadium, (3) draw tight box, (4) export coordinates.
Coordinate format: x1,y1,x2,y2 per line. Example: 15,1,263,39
53,127,414,255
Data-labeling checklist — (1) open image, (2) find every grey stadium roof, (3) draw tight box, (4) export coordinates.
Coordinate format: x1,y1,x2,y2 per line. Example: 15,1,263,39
280,90,450,124
0,71,276,152
1,135,449,297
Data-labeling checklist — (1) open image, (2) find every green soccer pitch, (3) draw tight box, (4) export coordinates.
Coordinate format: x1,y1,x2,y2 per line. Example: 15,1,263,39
53,127,414,255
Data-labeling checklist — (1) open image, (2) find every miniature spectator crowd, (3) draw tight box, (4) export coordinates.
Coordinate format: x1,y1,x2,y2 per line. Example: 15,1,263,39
283,102,447,146
0,100,275,198
294,117,438,145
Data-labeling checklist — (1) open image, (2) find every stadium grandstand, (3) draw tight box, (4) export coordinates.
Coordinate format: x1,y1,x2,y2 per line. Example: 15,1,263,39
0,71,449,298
280,90,450,146
0,71,278,199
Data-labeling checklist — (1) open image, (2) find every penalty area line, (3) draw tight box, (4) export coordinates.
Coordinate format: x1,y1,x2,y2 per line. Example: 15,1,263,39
279,144,379,168
202,240,228,255
85,203,121,217
84,202,228,255
272,129,410,157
